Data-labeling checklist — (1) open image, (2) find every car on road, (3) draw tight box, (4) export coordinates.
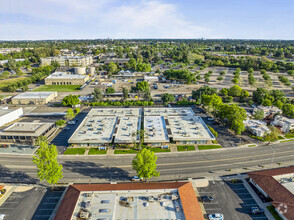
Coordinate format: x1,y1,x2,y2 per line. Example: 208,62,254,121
131,176,143,181
64,127,70,131
201,196,214,203
250,207,264,215
207,117,214,121
208,213,224,220
68,121,76,125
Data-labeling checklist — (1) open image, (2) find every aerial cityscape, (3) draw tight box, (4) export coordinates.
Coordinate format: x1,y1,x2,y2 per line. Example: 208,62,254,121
0,0,294,220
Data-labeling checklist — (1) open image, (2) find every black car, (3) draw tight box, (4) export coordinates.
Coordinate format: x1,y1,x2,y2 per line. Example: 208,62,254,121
201,196,214,203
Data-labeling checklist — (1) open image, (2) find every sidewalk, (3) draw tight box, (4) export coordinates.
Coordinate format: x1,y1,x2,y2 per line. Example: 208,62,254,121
0,185,17,207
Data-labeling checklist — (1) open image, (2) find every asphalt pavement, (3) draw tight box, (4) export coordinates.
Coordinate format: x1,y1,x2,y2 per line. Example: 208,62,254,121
0,142,293,185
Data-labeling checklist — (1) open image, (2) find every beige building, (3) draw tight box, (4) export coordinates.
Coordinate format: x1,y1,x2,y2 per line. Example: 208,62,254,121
12,92,58,105
41,55,93,67
45,72,89,85
0,122,55,145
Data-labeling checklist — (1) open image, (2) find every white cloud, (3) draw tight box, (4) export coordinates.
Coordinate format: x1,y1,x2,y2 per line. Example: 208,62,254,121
1,0,210,39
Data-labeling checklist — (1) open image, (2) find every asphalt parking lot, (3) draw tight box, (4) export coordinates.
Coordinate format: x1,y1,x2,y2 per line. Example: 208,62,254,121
0,187,47,220
198,180,267,220
191,106,248,147
32,188,65,220
50,111,88,153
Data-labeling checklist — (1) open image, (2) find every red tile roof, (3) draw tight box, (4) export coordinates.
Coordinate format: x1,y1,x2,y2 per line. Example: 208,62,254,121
248,166,294,219
54,181,204,220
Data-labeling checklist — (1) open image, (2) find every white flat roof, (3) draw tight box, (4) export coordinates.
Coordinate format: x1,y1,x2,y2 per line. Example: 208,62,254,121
46,72,88,79
68,116,117,144
114,116,141,143
167,116,215,141
144,107,195,116
90,108,141,116
72,189,184,220
12,92,56,99
144,116,169,143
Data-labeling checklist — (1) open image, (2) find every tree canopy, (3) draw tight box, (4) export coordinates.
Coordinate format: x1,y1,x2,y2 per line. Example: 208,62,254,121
62,94,79,106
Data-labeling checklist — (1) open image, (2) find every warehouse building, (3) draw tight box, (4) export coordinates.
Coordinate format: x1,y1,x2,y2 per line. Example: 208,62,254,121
68,108,141,147
0,122,55,145
11,92,57,105
53,181,204,220
45,72,89,85
248,167,294,220
0,107,23,127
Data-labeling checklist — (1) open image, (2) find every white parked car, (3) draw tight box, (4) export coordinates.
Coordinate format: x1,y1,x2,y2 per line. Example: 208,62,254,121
208,213,224,220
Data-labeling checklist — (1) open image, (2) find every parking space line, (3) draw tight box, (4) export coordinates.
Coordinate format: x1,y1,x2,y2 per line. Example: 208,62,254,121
205,208,222,211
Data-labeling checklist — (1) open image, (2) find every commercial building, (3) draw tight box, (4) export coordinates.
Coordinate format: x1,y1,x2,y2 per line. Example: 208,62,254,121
11,92,58,105
0,107,23,127
248,167,294,220
272,115,294,133
41,55,93,67
253,106,282,118
0,122,55,145
144,108,215,145
68,108,141,147
68,107,215,147
243,119,270,137
144,76,159,82
53,181,204,220
45,72,89,85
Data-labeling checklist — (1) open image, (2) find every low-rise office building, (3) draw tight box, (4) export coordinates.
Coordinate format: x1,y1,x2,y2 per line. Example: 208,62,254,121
272,115,294,133
248,167,294,220
243,119,270,137
11,92,58,105
144,108,215,145
0,107,23,127
53,181,204,220
68,108,141,147
0,122,55,145
41,55,93,67
253,106,282,118
45,72,89,85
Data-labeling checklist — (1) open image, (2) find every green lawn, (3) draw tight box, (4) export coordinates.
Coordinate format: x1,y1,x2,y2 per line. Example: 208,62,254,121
33,85,81,92
248,145,257,147
63,148,86,155
198,145,222,150
177,145,195,151
114,149,138,154
88,148,107,155
278,136,285,140
285,133,294,139
267,206,283,220
149,147,171,153
280,139,294,143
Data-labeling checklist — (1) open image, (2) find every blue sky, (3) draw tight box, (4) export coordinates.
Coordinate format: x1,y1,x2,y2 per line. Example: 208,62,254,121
1,0,294,40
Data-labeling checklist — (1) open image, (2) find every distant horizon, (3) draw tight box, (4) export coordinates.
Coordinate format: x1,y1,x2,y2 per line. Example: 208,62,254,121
2,0,294,40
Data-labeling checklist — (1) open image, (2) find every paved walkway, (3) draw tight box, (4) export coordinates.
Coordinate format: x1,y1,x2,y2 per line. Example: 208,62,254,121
107,149,114,155
189,178,207,217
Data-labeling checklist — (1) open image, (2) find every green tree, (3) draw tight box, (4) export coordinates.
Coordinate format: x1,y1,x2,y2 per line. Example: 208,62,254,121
240,89,249,102
92,87,103,102
262,99,272,106
61,94,79,106
161,93,175,105
32,141,63,186
74,107,80,115
107,62,117,75
132,148,160,181
122,87,129,100
282,104,294,118
229,85,242,97
273,100,284,109
254,110,264,120
263,126,280,143
66,108,75,120
55,119,66,126
219,88,229,96
192,86,217,99
105,87,115,94
7,58,17,71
